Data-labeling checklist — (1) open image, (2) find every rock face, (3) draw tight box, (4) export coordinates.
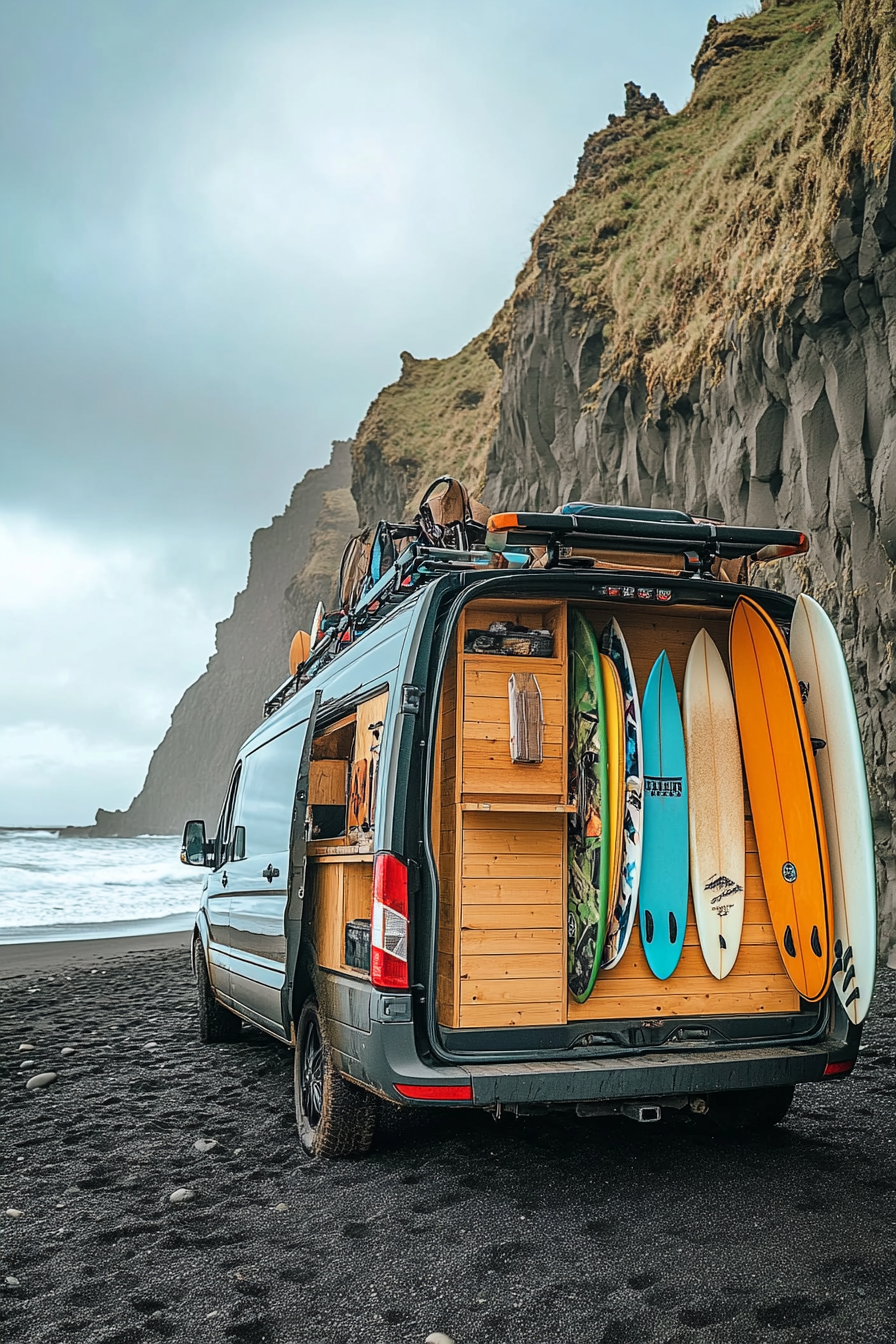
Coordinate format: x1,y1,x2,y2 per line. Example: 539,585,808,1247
88,442,356,836
485,146,896,953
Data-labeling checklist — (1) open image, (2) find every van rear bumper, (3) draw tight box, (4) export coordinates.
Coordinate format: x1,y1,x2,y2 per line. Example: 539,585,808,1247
333,1011,853,1108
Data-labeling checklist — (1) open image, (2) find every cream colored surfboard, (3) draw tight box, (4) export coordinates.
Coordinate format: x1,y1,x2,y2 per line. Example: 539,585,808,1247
683,629,746,979
790,594,877,1024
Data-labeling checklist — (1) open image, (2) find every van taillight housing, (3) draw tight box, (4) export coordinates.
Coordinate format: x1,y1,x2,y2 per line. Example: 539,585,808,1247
371,852,409,990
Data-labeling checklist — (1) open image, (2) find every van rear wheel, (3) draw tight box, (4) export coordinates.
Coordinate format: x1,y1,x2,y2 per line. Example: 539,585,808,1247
295,1000,377,1157
196,945,242,1043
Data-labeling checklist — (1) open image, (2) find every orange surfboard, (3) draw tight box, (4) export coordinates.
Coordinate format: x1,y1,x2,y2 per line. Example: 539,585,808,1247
729,596,833,1001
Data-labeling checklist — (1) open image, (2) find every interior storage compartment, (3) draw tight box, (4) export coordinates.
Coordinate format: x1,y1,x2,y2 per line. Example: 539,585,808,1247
434,594,799,1031
307,691,388,978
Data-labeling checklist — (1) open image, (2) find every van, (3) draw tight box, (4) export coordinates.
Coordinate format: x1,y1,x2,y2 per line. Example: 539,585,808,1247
181,503,870,1157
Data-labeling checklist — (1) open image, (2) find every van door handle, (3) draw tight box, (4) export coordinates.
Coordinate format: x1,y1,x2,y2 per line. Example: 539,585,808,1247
262,865,280,883
221,871,228,889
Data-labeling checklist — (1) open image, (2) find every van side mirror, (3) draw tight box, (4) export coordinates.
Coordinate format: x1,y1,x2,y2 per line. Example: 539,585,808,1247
231,826,246,861
181,819,211,866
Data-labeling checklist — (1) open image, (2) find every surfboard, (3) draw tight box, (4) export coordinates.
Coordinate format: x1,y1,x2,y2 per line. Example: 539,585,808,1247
600,620,644,969
639,651,689,979
567,609,610,1002
729,595,833,1002
683,630,745,979
789,594,877,1023
600,653,626,948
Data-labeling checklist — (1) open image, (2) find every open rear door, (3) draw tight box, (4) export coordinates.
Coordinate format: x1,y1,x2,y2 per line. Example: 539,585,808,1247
282,688,323,1029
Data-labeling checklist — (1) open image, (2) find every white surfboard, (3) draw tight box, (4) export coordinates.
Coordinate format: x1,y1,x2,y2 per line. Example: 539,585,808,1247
789,594,877,1024
683,630,745,979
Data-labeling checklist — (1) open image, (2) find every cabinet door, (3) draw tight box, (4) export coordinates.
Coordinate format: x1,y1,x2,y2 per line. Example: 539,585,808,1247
462,659,566,798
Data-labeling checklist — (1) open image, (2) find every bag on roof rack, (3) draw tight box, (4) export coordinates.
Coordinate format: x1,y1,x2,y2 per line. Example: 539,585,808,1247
415,476,490,551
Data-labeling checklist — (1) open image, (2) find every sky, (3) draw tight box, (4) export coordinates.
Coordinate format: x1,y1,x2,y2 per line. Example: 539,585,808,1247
0,0,758,825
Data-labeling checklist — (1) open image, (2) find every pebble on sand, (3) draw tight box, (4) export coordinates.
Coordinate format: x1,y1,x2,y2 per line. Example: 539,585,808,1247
25,1072,57,1090
60,1047,76,1056
4,1276,21,1287
5,1209,24,1218
193,1138,218,1152
169,1188,195,1204
425,1335,456,1344
272,1202,288,1212
17,1044,34,1052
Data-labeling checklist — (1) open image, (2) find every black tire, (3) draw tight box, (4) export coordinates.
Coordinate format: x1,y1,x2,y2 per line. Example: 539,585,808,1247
294,999,377,1157
196,945,242,1044
704,1085,795,1132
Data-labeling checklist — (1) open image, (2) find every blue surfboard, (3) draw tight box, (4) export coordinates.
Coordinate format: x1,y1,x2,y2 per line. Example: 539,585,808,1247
639,651,689,979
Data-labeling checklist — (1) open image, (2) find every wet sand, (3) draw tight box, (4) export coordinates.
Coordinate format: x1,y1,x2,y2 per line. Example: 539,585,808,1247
0,945,894,1344
0,933,191,980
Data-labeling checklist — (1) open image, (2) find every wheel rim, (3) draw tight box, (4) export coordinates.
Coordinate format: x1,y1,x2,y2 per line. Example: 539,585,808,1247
301,1017,324,1130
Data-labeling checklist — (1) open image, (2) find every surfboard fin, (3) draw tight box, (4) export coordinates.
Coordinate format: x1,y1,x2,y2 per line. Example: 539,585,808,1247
810,925,822,958
844,987,860,1008
783,925,796,958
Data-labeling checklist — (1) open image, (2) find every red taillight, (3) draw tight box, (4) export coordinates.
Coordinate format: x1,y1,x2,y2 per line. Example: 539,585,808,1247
395,1084,473,1101
823,1059,856,1077
371,852,409,990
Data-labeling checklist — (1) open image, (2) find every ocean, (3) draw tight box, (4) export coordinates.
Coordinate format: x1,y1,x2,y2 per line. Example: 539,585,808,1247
0,830,203,942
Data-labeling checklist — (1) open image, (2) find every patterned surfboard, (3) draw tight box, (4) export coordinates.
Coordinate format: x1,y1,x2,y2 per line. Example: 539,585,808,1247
567,609,610,1002
600,619,644,969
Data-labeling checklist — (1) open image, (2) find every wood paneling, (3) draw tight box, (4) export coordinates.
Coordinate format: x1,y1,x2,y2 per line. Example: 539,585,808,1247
435,596,798,1032
310,857,373,976
309,759,348,807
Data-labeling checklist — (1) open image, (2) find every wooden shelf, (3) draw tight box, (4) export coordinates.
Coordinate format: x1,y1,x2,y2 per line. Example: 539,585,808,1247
460,802,575,813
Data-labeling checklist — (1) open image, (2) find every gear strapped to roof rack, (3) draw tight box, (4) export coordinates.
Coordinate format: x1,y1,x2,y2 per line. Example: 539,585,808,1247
262,495,810,717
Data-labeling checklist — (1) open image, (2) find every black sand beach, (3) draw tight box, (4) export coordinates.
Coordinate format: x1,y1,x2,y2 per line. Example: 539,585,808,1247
1,944,894,1344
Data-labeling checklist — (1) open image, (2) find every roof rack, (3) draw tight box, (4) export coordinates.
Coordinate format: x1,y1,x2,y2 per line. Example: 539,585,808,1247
487,510,808,564
262,502,811,718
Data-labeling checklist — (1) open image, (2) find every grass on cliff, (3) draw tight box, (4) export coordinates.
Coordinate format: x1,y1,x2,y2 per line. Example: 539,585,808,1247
351,321,504,513
532,0,896,391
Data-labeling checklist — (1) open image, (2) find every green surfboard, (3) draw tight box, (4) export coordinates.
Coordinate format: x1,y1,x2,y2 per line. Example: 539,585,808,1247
568,608,610,1002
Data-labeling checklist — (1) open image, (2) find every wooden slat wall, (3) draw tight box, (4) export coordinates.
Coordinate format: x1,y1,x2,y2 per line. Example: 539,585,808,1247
569,820,799,1019
567,599,798,1021
462,660,566,799
435,595,796,1031
458,811,566,1028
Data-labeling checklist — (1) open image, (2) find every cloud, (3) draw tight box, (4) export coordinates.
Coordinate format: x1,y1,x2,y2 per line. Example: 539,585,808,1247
0,513,226,823
0,0,733,823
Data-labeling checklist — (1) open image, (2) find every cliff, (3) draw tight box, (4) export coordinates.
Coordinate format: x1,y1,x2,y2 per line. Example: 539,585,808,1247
484,0,896,951
86,442,356,836
92,0,896,953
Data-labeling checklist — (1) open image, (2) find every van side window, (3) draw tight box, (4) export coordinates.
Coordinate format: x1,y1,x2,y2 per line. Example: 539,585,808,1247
234,725,303,859
216,763,242,867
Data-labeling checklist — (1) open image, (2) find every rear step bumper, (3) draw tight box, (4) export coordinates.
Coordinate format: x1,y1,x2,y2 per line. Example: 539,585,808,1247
460,1043,829,1107
337,1009,846,1107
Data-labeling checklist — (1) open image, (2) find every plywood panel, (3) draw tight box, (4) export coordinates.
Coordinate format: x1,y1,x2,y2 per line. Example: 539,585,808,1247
462,903,563,930
462,878,563,905
461,977,563,1005
460,952,562,980
312,862,343,973
461,928,564,955
460,1002,566,1028
309,759,348,807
